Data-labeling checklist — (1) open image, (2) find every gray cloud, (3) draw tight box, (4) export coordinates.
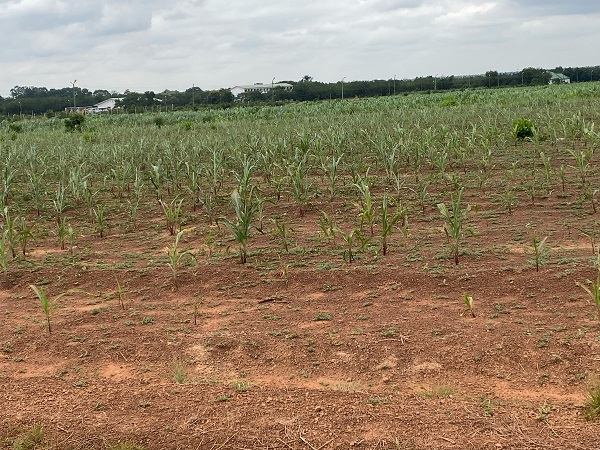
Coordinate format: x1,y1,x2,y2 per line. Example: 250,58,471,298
1,0,598,96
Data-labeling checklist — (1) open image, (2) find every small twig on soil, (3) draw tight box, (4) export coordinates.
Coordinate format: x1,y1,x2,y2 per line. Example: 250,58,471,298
118,351,127,362
317,437,335,449
438,436,456,444
299,432,318,450
210,432,238,450
258,296,288,304
55,432,74,448
377,335,410,344
277,438,295,450
370,439,383,450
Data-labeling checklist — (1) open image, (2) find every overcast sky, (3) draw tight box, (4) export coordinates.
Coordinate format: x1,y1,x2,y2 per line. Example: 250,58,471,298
1,0,599,96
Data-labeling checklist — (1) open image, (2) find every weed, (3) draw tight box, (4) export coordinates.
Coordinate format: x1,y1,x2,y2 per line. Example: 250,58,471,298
171,358,186,384
106,442,147,450
381,326,397,337
215,393,232,402
313,313,332,321
10,424,46,450
582,381,600,420
576,251,600,320
420,385,454,399
232,380,251,392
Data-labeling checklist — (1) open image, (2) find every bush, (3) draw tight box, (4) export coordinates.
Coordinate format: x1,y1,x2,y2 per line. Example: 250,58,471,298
439,96,459,107
64,113,85,132
8,123,23,133
512,118,535,141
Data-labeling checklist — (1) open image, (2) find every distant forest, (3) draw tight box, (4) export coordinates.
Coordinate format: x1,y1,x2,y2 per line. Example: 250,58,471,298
1,65,598,117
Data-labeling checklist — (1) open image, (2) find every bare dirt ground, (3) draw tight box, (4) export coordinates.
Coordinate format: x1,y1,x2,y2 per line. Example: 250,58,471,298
1,182,600,449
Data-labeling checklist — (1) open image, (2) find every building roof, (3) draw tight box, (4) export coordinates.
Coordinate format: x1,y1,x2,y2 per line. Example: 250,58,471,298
547,72,570,80
233,83,293,89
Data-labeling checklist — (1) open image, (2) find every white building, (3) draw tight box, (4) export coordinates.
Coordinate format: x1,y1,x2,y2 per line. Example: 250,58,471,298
230,83,293,97
88,98,123,113
65,98,123,114
547,72,571,84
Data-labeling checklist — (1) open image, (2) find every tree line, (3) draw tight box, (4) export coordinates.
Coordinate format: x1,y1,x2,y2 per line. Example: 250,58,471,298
1,65,598,116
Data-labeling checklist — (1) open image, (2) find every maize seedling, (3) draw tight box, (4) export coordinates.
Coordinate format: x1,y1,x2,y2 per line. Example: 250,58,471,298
462,293,475,317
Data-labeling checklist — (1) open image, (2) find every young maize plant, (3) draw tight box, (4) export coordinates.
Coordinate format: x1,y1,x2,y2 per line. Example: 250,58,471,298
1,206,18,258
287,151,311,217
337,227,358,263
160,197,184,235
576,252,600,320
16,217,33,256
583,188,599,214
115,277,126,310
166,230,196,289
354,179,375,236
272,215,294,253
527,225,548,272
318,211,337,247
27,166,47,216
220,189,260,264
539,151,552,191
567,148,592,188
149,162,164,201
437,188,470,265
325,153,343,201
0,168,14,211
380,194,408,256
0,230,10,274
558,164,567,192
56,217,68,250
93,204,108,238
52,183,68,223
29,285,89,334
30,285,52,333
81,179,98,223
462,293,475,317
413,181,429,214
497,188,518,215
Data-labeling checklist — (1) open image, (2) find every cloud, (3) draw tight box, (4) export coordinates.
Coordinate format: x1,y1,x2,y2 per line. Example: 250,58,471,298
0,0,599,96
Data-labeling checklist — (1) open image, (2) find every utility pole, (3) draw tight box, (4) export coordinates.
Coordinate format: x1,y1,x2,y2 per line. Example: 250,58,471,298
341,77,346,100
393,74,396,95
271,77,275,102
71,79,77,108
192,84,195,109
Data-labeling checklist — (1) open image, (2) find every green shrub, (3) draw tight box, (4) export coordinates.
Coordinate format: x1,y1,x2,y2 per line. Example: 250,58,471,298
439,96,459,107
8,122,23,133
512,118,535,141
64,113,85,132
